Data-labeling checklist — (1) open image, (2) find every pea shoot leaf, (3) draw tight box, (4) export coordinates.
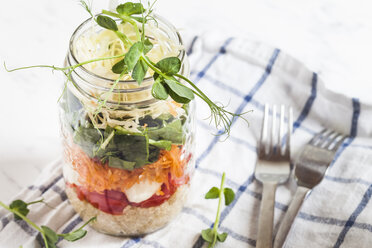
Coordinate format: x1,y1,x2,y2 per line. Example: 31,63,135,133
132,59,148,84
156,57,181,75
164,79,194,102
217,232,228,242
205,187,220,199
143,39,153,54
96,15,118,31
59,216,96,242
9,200,29,220
116,2,145,16
223,187,235,206
62,229,87,242
41,226,58,248
202,173,233,247
112,59,128,74
124,42,143,71
132,16,146,23
201,228,215,243
151,80,168,100
167,89,191,104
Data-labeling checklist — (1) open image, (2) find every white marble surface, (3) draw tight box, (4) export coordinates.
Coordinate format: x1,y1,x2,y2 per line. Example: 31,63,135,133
1,0,372,202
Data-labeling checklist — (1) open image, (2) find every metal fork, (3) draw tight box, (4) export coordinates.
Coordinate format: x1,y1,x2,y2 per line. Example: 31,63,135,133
255,104,293,248
273,129,347,248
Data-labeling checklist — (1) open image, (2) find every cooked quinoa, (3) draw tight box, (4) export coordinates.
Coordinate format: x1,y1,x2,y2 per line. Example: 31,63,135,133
65,184,189,236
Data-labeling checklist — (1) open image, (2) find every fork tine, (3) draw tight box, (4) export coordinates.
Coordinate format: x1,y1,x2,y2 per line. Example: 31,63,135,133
286,106,293,157
278,105,285,155
309,129,327,145
330,135,347,151
319,130,338,148
270,105,277,155
259,104,270,156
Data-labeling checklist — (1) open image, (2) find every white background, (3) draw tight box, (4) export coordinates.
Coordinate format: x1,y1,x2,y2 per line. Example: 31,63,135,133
1,0,372,201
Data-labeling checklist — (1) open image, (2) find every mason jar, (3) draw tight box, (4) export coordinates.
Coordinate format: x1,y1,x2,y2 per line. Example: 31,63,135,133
59,15,195,236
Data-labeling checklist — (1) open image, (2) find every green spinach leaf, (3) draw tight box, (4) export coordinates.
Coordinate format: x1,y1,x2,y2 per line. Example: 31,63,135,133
149,139,172,151
148,119,184,144
108,157,136,170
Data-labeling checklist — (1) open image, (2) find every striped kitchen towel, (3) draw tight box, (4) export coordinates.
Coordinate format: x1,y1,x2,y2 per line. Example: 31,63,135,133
1,31,372,248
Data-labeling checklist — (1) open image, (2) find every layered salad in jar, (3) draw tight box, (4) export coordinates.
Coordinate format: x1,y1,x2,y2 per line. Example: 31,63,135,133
60,4,195,236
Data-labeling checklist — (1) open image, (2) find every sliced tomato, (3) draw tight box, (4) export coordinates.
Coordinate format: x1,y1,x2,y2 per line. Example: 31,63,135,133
67,173,183,215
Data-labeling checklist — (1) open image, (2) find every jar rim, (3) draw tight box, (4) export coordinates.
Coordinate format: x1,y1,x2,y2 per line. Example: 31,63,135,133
68,14,186,85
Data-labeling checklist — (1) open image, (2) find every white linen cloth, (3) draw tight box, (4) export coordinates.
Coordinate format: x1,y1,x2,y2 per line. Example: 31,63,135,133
1,32,372,248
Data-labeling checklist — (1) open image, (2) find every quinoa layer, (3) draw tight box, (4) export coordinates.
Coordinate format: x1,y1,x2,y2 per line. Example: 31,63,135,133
65,184,189,236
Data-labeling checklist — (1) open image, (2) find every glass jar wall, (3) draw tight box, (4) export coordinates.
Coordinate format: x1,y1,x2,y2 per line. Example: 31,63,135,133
59,16,195,236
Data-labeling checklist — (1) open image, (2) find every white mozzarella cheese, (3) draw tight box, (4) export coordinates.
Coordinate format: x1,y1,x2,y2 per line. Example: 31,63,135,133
125,180,162,203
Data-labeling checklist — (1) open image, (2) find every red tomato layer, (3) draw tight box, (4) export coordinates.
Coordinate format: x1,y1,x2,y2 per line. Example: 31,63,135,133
67,175,180,215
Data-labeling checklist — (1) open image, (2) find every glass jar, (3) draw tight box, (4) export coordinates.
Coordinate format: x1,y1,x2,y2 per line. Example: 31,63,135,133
59,16,195,236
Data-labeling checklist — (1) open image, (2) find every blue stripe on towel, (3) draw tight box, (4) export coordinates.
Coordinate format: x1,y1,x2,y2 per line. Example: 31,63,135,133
329,98,360,168
28,174,63,194
293,72,318,132
121,238,141,248
325,175,371,186
333,184,372,248
187,36,199,56
194,38,233,82
298,212,372,233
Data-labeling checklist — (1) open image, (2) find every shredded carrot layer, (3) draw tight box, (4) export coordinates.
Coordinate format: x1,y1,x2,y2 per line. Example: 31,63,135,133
64,143,186,194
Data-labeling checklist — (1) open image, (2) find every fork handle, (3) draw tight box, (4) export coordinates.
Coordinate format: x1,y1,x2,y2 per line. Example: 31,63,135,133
257,182,277,248
273,186,309,248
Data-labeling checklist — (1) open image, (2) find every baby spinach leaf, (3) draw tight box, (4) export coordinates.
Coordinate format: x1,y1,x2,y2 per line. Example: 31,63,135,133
148,119,184,144
124,42,143,71
113,133,149,167
9,200,29,220
152,80,169,100
148,145,161,163
155,57,181,75
132,59,148,84
96,15,118,31
223,188,235,206
116,2,145,16
205,187,220,199
149,139,172,151
73,126,102,157
41,226,58,248
108,157,136,170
